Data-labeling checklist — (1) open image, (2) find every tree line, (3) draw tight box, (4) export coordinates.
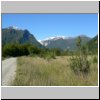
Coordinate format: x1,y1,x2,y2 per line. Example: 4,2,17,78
2,42,97,58
2,43,74,57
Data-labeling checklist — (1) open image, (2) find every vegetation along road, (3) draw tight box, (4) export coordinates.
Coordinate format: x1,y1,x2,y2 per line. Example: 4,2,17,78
2,58,17,86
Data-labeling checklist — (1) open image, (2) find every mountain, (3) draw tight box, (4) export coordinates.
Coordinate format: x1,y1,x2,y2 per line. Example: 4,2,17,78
87,35,98,52
40,35,91,51
2,26,44,48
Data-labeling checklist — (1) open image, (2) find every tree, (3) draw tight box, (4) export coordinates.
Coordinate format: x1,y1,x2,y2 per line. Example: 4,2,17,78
76,37,81,47
70,36,90,76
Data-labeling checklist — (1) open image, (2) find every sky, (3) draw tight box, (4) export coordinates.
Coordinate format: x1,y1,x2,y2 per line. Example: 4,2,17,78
2,14,98,40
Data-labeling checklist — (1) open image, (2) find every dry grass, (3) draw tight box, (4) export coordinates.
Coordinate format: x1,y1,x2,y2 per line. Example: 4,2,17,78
13,56,98,86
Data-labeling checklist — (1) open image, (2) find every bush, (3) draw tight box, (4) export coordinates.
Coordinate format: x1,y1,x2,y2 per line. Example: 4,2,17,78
2,44,40,57
70,37,90,76
44,51,56,61
2,44,19,57
70,56,90,75
93,56,98,63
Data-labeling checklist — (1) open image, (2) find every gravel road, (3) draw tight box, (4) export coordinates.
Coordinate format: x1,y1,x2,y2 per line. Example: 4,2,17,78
2,57,17,86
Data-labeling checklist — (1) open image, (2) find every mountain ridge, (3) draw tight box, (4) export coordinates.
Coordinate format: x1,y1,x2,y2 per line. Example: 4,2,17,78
2,27,44,48
2,26,97,51
39,35,91,50
87,35,98,52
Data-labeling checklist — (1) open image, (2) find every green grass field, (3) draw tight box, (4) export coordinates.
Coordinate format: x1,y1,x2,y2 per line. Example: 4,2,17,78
12,56,98,86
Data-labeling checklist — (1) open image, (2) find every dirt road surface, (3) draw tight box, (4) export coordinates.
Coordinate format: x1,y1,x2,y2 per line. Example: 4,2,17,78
2,58,17,86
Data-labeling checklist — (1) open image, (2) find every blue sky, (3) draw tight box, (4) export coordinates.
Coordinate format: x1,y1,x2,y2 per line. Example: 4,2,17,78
2,14,98,40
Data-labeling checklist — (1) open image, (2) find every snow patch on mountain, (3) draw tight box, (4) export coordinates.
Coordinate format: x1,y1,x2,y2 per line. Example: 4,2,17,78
38,40,43,45
38,36,73,46
42,36,70,41
7,26,21,30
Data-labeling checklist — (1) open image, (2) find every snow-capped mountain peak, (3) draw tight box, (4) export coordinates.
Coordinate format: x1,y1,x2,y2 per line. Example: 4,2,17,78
38,35,91,48
7,26,21,30
43,36,67,41
38,36,73,46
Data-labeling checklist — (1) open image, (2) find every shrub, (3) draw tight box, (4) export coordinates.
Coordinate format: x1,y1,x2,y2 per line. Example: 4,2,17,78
93,56,98,63
70,37,90,76
41,51,56,60
70,56,90,75
2,44,19,57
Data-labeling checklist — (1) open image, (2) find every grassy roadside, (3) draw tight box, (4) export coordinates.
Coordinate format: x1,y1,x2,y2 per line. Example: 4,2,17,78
2,56,10,60
2,57,6,60
12,56,98,86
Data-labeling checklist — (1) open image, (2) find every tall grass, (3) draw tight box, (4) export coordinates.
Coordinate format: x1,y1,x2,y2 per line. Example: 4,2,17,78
13,56,98,86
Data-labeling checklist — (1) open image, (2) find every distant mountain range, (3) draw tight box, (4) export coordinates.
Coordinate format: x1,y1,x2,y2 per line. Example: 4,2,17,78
2,26,44,48
87,35,98,52
39,35,91,50
2,26,98,51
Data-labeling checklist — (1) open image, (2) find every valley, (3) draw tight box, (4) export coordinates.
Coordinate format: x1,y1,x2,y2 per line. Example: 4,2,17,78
2,26,98,86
